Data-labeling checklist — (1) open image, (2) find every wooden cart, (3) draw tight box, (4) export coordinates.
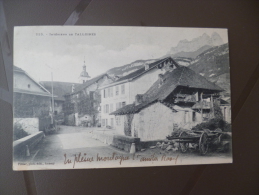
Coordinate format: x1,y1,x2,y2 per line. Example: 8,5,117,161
167,130,231,155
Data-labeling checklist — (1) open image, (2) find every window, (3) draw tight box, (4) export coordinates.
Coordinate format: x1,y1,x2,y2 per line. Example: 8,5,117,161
116,102,125,110
54,111,57,115
192,112,196,122
116,85,119,95
121,84,125,94
116,116,121,126
106,119,108,126
184,111,188,123
28,84,30,88
103,105,106,113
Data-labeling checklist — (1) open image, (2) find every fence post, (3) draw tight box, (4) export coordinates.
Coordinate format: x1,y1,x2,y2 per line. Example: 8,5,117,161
130,143,136,154
26,145,30,156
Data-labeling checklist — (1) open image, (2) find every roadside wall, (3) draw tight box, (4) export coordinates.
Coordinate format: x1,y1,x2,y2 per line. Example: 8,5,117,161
13,131,44,159
14,118,39,135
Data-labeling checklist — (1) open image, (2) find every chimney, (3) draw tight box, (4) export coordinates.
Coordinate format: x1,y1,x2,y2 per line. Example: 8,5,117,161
158,74,166,86
135,94,144,106
144,63,149,70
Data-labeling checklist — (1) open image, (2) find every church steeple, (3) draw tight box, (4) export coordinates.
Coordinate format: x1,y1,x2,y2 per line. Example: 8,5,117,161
79,56,91,83
83,57,86,71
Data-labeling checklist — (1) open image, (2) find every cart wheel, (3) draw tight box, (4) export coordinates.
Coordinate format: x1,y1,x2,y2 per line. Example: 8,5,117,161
199,132,209,155
179,131,189,153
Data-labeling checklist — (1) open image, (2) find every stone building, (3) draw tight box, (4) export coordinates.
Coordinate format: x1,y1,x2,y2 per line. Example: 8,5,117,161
110,66,223,141
100,57,179,129
13,66,52,133
40,81,80,115
63,63,113,126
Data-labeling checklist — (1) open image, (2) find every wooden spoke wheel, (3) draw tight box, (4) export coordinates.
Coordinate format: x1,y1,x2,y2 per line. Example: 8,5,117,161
199,132,209,155
179,131,189,153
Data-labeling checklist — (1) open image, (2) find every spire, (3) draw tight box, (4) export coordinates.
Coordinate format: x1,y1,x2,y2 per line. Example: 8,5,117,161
83,56,86,71
79,56,90,83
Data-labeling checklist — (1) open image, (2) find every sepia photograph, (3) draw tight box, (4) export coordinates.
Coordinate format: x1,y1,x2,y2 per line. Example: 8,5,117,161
13,26,232,170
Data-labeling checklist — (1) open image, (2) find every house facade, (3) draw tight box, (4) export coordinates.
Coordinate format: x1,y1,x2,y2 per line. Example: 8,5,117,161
13,66,52,134
111,66,223,141
39,81,81,115
63,63,113,126
100,57,179,129
14,66,52,118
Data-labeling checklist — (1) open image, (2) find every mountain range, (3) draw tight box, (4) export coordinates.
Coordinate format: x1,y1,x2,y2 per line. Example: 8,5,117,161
105,32,230,96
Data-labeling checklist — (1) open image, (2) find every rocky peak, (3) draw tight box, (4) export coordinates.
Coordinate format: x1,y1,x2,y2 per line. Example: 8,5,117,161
169,32,224,55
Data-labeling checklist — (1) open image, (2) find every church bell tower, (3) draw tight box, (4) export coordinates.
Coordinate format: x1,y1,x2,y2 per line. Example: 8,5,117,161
78,57,91,83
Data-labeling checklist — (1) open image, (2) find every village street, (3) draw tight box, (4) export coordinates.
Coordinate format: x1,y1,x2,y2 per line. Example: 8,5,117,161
23,125,232,168
29,126,126,165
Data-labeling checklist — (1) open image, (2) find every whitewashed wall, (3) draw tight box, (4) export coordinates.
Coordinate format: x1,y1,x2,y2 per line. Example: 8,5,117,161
131,103,202,141
114,115,125,135
132,103,174,141
101,82,130,127
220,106,231,123
129,68,164,103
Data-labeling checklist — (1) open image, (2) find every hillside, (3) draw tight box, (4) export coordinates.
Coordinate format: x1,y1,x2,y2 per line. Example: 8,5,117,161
168,32,223,55
188,43,230,95
106,59,157,78
172,45,212,59
104,35,230,96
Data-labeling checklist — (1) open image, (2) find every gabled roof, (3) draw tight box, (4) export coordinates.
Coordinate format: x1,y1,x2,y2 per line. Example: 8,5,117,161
13,88,53,97
14,66,51,96
111,66,223,115
40,81,80,101
114,57,179,83
70,73,110,95
13,66,25,72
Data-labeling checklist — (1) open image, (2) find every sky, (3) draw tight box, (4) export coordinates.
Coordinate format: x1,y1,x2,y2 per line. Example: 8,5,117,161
14,26,228,83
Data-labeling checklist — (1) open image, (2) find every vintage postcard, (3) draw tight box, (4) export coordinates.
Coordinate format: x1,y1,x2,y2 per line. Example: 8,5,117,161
13,26,232,170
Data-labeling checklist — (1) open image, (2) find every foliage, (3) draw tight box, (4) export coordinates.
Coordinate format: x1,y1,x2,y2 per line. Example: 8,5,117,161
13,123,29,141
192,118,231,132
14,93,50,118
213,101,223,120
77,95,96,115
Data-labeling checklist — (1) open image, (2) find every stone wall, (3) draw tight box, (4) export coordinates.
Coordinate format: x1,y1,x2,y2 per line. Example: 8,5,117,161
111,135,141,152
14,118,39,135
13,131,44,159
131,102,202,141
14,92,51,118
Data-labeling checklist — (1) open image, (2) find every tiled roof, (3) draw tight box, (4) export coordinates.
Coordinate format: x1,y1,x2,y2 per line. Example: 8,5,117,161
115,57,178,82
111,66,223,115
71,73,109,95
14,88,52,97
14,66,51,95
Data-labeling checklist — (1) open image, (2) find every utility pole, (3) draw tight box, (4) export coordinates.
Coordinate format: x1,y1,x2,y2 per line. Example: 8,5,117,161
51,72,54,125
